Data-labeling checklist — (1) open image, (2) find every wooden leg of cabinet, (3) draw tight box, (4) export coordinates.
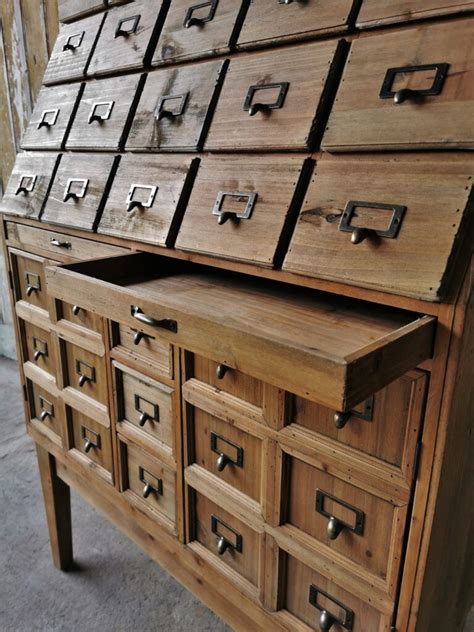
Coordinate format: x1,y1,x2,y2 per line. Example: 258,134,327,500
36,444,73,571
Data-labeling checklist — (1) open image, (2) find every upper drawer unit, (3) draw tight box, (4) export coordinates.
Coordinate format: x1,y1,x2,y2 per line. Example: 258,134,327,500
323,18,474,152
357,0,474,29
152,0,247,66
67,75,146,151
87,0,169,77
127,59,228,152
237,0,354,49
98,154,199,246
0,153,61,220
43,13,105,85
59,0,105,23
175,155,313,267
41,153,120,232
283,154,474,302
21,84,84,151
205,40,345,152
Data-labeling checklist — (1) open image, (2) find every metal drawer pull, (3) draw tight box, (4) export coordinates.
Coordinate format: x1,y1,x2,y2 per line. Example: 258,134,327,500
316,489,365,541
334,396,374,429
139,466,163,499
183,0,218,28
88,101,114,125
211,515,242,555
213,191,258,225
155,93,189,121
114,14,141,38
33,337,48,362
75,359,96,388
243,82,289,116
278,0,295,3
72,305,82,316
126,184,158,213
380,62,449,105
133,330,151,345
25,272,41,297
62,31,84,52
50,238,71,249
309,585,354,631
339,200,406,245
63,178,89,203
81,425,101,453
215,363,230,379
131,306,178,334
39,396,54,421
38,108,59,130
135,394,160,427
15,175,37,196
211,432,243,472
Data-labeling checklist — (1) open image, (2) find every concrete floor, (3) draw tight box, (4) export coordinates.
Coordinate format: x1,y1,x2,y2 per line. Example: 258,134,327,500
0,357,230,632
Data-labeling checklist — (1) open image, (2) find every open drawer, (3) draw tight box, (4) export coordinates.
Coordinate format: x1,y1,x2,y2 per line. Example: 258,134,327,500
45,253,435,411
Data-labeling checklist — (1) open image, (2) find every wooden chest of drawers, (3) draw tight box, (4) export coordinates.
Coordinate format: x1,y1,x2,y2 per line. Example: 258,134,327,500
1,1,473,631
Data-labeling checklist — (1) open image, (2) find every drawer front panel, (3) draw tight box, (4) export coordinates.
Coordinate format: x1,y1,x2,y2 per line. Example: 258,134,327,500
62,340,108,404
127,59,228,152
60,302,103,333
238,0,353,49
152,0,245,65
68,407,113,473
0,153,60,220
205,40,344,151
43,13,105,85
283,155,474,301
21,84,84,150
357,0,474,29
98,154,198,246
115,323,174,379
176,155,311,267
11,251,50,314
28,381,63,442
41,153,119,232
67,75,145,150
192,409,262,502
59,0,105,23
323,19,474,151
22,321,56,379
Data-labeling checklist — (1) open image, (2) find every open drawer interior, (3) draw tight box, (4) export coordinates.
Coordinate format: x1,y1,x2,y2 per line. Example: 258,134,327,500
45,252,435,411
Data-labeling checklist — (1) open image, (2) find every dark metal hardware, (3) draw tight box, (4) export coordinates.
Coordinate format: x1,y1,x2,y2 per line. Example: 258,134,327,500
15,174,37,196
133,330,151,345
81,425,100,453
339,200,406,244
134,394,160,427
38,108,59,129
62,31,84,52
155,93,189,121
63,178,89,203
316,489,365,541
131,306,178,333
25,272,41,297
216,363,230,379
50,239,71,249
211,432,244,472
72,305,81,316
75,359,96,388
211,514,242,555
243,82,289,116
139,466,163,498
380,62,449,104
183,0,218,28
114,14,141,38
309,585,354,631
334,396,374,429
213,191,258,225
88,101,114,125
126,184,158,213
32,337,48,362
278,0,295,3
39,396,54,422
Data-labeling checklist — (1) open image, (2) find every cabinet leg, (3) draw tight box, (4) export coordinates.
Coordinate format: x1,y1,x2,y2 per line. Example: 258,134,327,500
36,445,73,571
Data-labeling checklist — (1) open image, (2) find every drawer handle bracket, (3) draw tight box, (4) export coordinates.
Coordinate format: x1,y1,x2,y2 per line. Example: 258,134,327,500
135,394,160,427
339,200,406,244
183,1,218,28
244,82,289,116
115,14,141,38
126,184,158,213
88,101,114,125
32,337,48,362
211,514,242,555
211,432,244,472
63,178,89,203
316,489,365,540
81,425,101,453
50,238,71,249
334,396,374,429
213,191,258,225
75,359,96,388
139,466,163,498
216,363,230,379
72,305,82,316
15,174,37,196
380,62,449,105
62,31,84,52
155,93,189,121
39,396,54,422
131,306,178,334
133,330,151,345
25,272,41,297
309,585,354,631
38,108,59,129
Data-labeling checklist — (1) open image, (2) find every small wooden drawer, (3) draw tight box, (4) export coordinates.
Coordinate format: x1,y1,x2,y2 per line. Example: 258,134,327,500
67,406,113,480
88,0,168,76
357,0,474,29
323,18,474,152
176,155,312,267
119,437,177,529
10,250,51,314
21,321,56,379
283,154,474,301
59,302,103,333
113,323,174,379
27,380,64,446
282,553,390,631
67,75,145,151
0,153,61,220
59,0,105,23
152,0,247,66
97,154,199,246
21,84,84,150
61,340,108,405
127,59,228,152
41,153,120,232
43,13,105,85
115,362,174,451
205,40,344,151
237,0,354,49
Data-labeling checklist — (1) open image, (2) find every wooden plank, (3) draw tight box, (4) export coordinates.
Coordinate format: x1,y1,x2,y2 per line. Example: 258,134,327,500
20,0,49,101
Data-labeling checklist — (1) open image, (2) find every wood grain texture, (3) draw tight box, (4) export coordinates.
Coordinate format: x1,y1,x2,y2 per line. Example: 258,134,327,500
21,319,57,380
357,0,474,29
67,405,114,476
58,0,105,23
61,338,108,405
114,322,174,379
10,250,50,315
28,379,65,446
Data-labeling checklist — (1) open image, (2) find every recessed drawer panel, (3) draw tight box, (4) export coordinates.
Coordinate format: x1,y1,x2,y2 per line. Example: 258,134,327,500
0,153,60,220
59,0,105,23
127,59,228,152
41,153,119,232
114,323,174,379
176,155,312,267
283,154,474,301
67,407,113,476
357,0,474,29
43,13,105,85
238,0,354,49
59,302,103,333
98,154,199,246
323,19,474,152
22,321,56,380
28,381,64,445
152,0,246,65
62,340,108,405
205,40,345,151
88,0,168,76
67,75,145,150
10,250,51,314
21,84,84,150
